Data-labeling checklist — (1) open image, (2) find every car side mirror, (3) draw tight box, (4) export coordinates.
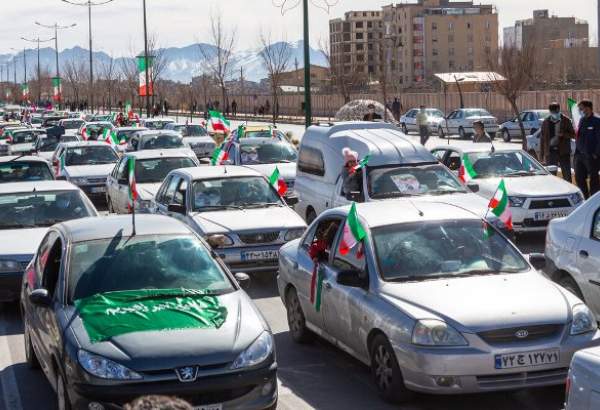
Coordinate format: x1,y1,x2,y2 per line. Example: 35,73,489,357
337,270,367,288
118,178,128,185
234,272,251,290
466,182,479,193
167,203,186,215
529,253,546,270
545,165,558,174
346,191,364,203
199,157,212,165
285,196,299,206
29,288,52,307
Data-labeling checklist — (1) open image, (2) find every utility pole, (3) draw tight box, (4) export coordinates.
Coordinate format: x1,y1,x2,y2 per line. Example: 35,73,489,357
142,0,151,118
302,0,312,128
21,36,55,103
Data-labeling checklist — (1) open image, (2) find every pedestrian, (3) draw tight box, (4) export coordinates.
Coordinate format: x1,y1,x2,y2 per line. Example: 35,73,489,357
540,102,575,182
472,120,492,143
416,105,430,145
363,103,382,121
392,97,401,120
231,99,238,117
341,147,362,198
574,99,600,198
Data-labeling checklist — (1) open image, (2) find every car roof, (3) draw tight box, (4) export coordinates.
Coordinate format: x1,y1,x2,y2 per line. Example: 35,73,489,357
239,137,287,145
437,145,523,154
57,214,193,243
116,127,148,131
60,141,113,148
143,117,175,122
124,149,197,160
176,165,262,180
0,155,48,163
140,131,181,138
0,180,79,194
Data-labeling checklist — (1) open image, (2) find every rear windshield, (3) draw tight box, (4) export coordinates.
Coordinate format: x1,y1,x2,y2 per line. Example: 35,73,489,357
0,161,53,183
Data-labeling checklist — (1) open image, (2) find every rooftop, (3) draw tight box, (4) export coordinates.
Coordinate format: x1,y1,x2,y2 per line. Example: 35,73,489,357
0,180,79,194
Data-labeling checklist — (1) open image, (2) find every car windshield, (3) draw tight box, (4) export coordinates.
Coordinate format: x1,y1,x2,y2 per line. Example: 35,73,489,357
467,150,546,178
368,164,466,199
176,125,208,137
192,176,282,211
145,121,173,130
464,109,492,118
60,136,79,143
372,220,529,282
426,109,444,118
68,234,234,302
240,141,297,165
0,190,94,229
62,120,84,130
0,161,53,183
136,157,197,183
244,130,286,140
31,118,43,125
535,111,551,120
11,131,37,144
37,138,59,152
65,146,119,166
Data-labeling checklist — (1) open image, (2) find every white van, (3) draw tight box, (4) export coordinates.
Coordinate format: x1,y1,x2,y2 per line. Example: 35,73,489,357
295,122,509,232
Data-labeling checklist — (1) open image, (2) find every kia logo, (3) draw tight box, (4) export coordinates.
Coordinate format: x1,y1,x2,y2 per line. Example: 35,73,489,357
515,329,529,339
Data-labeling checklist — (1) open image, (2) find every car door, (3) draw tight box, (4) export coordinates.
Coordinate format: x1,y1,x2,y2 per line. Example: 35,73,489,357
576,207,600,314
446,111,458,133
114,159,130,213
155,175,180,215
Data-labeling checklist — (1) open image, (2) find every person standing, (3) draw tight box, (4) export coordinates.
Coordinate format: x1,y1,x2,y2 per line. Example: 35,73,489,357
231,100,238,117
472,120,492,143
416,105,430,145
574,99,600,198
392,98,401,120
540,102,574,182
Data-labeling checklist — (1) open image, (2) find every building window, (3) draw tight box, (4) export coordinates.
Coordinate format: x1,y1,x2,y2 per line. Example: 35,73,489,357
448,34,454,42
357,54,365,62
356,32,364,40
449,60,455,69
356,43,364,51
368,32,373,40
343,33,350,41
367,21,373,29
363,12,367,17
432,48,439,56
467,34,474,42
448,22,454,30
343,44,351,53
432,22,438,30
449,48,455,56
356,21,363,29
432,37,438,43
467,22,472,29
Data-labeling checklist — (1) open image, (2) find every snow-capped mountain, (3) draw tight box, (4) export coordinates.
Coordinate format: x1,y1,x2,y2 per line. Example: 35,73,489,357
0,40,327,84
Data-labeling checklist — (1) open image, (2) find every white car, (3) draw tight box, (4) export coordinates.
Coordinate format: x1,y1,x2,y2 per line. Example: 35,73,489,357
0,180,97,302
77,121,114,140
57,118,86,137
399,108,445,135
566,346,600,409
106,149,199,214
5,128,46,156
0,156,54,183
34,135,80,161
438,108,499,139
499,110,550,142
151,166,306,273
52,141,120,199
432,146,584,232
140,117,175,130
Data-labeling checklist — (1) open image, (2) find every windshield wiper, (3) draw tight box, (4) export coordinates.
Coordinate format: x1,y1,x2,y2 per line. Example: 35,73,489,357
371,192,418,199
242,202,282,208
196,204,244,212
504,170,535,177
386,270,501,282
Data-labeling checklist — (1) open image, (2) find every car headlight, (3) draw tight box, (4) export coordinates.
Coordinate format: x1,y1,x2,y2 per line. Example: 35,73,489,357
568,192,584,206
412,319,468,346
231,331,274,369
284,228,305,241
77,350,142,380
508,196,526,208
0,260,22,273
206,234,234,248
70,177,88,185
570,304,597,335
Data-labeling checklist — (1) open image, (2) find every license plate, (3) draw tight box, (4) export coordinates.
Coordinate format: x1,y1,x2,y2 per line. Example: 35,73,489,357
193,405,222,410
241,250,278,261
495,349,559,369
534,210,569,221
90,186,106,193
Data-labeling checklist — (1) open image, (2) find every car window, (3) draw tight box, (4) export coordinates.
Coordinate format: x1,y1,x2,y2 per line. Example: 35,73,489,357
141,134,184,150
0,161,53,183
466,150,546,178
431,149,447,162
447,151,461,171
116,159,128,183
240,141,297,165
11,131,37,144
332,227,366,272
304,218,342,262
35,232,56,287
163,176,181,205
173,178,188,206
192,176,281,211
42,236,63,299
156,175,173,204
65,146,119,166
593,209,600,240
135,157,197,184
298,145,325,176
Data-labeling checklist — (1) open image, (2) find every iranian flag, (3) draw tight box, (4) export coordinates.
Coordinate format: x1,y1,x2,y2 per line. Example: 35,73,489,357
268,166,288,196
125,101,132,117
568,97,582,135
128,156,138,209
21,83,29,99
56,151,66,177
458,154,477,183
210,144,229,166
137,55,153,97
209,110,231,133
52,77,61,102
350,155,370,175
339,202,367,256
102,128,122,146
236,125,245,140
488,179,513,230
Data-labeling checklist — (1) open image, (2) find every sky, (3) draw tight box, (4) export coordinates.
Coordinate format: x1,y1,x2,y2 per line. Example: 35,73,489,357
0,0,597,56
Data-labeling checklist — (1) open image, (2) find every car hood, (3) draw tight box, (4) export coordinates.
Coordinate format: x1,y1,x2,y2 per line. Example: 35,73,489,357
183,136,214,144
68,291,268,372
0,227,48,257
136,183,162,201
192,206,305,235
466,115,497,122
476,175,579,198
380,272,570,332
65,164,116,178
245,162,296,181
386,192,489,219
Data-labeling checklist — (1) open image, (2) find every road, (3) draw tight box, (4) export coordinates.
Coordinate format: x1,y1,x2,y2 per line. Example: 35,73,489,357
0,122,564,410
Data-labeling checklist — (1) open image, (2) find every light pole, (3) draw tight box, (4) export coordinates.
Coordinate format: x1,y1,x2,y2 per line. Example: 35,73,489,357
142,0,150,118
22,36,55,103
61,0,114,113
9,48,18,84
302,0,311,128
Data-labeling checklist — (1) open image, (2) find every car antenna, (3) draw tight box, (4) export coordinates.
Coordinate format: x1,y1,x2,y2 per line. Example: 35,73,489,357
409,200,424,217
8,153,27,162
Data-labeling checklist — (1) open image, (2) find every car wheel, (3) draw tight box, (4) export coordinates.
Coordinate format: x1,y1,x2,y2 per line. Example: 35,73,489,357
306,209,317,225
438,126,445,138
458,127,466,139
24,321,40,369
56,371,72,410
286,287,313,344
558,275,584,301
502,129,511,142
401,123,408,134
370,334,413,403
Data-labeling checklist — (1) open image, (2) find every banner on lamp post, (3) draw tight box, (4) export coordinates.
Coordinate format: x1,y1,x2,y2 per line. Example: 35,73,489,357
137,55,154,97
52,77,62,102
21,83,29,100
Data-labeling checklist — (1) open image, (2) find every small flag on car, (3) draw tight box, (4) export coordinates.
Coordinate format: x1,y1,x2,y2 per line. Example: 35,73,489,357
269,166,288,196
458,154,477,183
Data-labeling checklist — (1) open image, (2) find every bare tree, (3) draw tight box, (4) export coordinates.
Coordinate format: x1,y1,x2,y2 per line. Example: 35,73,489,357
318,37,366,104
199,10,237,113
486,45,536,148
64,57,88,107
99,54,119,111
147,34,169,110
258,30,292,123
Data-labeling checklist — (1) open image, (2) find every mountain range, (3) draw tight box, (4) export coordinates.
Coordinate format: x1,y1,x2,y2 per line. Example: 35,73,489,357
0,40,328,84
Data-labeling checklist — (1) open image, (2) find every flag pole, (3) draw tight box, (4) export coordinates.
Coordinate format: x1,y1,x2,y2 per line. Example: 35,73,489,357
131,203,136,236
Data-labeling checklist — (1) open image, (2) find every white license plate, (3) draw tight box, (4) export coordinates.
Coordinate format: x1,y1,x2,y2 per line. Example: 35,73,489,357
193,405,222,410
534,210,569,221
90,186,106,193
495,349,559,369
241,250,278,261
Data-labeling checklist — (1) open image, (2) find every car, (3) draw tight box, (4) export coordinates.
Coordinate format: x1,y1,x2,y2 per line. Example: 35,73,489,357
151,166,306,273
0,180,97,302
230,125,287,141
438,108,499,139
77,121,114,141
277,200,600,402
499,110,550,142
432,145,584,232
114,126,148,146
20,214,277,410
565,346,600,409
0,156,54,183
140,117,176,130
30,116,44,128
106,149,199,214
164,123,215,160
52,141,120,199
5,128,47,156
127,130,192,153
526,128,577,161
41,116,68,128
34,135,80,162
164,122,209,137
57,118,86,137
545,192,600,318
399,108,445,135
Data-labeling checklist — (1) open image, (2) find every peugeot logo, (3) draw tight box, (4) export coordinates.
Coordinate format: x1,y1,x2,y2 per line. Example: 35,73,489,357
515,329,529,339
548,201,554,207
175,366,198,382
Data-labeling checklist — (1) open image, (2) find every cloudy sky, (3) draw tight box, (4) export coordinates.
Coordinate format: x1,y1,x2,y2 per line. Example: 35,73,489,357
1,0,597,55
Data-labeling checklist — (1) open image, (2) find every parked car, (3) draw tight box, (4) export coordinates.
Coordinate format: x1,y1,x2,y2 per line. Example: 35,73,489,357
151,166,306,273
20,214,277,409
106,149,199,214
499,110,550,142
565,346,600,410
278,200,600,403
140,117,175,130
438,108,499,139
399,108,445,135
432,146,584,232
0,180,97,302
0,156,54,183
526,128,576,161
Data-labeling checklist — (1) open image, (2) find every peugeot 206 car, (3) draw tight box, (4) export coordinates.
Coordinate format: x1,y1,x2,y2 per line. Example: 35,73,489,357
21,214,277,410
277,200,600,403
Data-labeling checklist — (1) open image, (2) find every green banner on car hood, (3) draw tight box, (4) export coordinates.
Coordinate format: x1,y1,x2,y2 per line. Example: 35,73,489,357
74,288,228,343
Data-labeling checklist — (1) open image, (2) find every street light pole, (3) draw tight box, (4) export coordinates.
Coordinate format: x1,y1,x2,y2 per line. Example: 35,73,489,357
302,0,311,128
142,0,151,118
21,36,55,104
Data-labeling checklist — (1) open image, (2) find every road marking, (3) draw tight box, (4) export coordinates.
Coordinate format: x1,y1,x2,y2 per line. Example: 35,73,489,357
0,311,23,410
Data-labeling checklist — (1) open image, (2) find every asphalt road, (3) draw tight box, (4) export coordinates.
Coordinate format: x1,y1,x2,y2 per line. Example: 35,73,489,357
0,124,564,410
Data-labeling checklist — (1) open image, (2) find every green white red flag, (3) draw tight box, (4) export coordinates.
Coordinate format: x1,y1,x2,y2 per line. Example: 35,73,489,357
137,56,154,97
21,83,29,100
208,110,231,133
350,155,370,175
568,97,581,135
488,179,512,230
102,128,122,146
310,263,326,312
55,151,66,177
268,166,288,196
128,156,138,209
52,77,61,102
210,144,229,166
459,154,477,183
339,202,366,256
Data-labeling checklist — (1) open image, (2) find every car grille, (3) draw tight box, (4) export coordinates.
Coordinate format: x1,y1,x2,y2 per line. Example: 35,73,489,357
479,324,563,345
178,386,255,405
528,198,571,209
86,177,106,185
476,368,568,389
522,219,550,228
238,231,280,244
